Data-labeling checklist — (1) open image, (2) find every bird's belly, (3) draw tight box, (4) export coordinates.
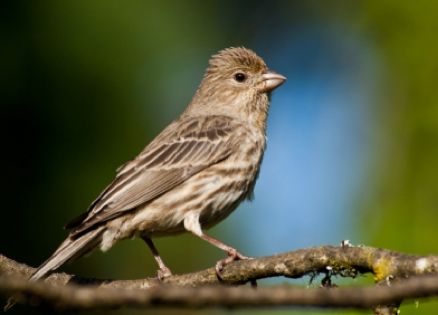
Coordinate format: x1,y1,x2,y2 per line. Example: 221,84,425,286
123,168,252,238
197,179,248,229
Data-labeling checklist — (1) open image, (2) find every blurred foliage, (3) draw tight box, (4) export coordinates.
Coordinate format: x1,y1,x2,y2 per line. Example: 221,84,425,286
357,2,438,313
1,1,438,314
359,1,438,251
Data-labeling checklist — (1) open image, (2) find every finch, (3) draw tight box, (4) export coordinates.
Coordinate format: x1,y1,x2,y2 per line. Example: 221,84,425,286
28,47,285,281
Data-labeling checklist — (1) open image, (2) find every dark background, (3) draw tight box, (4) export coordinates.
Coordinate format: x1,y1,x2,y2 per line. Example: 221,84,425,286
1,1,438,314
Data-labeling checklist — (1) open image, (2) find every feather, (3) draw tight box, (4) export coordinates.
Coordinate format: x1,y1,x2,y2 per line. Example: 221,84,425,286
66,115,241,236
31,226,105,281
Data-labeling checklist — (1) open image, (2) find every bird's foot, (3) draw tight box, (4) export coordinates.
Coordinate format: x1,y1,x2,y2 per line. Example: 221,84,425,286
157,266,173,281
215,248,253,279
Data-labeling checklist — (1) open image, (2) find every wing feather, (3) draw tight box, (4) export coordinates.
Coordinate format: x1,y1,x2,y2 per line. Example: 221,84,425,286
67,115,238,235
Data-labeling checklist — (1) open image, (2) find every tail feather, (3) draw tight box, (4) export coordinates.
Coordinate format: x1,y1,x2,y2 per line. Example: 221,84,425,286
30,226,105,281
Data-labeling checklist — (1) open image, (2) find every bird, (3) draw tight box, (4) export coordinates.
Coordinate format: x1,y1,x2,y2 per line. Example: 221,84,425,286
23,47,286,284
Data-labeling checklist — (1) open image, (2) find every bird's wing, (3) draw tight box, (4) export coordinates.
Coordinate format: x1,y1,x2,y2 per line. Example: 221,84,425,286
66,115,240,236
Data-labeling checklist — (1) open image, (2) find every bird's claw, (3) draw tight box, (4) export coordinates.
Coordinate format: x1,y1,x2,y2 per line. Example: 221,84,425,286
215,249,253,279
235,252,252,260
157,266,172,281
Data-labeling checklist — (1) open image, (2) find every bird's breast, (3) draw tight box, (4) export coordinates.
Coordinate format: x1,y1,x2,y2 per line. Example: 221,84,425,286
126,130,265,237
196,134,265,226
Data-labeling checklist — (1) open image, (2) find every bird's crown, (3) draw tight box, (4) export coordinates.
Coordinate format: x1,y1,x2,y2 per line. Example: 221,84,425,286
207,47,267,74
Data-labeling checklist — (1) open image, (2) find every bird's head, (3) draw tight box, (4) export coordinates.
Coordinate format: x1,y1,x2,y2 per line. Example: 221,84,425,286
204,47,286,95
186,47,286,125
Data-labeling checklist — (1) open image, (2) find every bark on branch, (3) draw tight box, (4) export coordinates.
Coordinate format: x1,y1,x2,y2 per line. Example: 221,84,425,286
1,245,438,312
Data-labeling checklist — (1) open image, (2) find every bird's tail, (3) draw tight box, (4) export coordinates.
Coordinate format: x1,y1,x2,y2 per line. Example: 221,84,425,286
4,226,105,311
30,226,105,281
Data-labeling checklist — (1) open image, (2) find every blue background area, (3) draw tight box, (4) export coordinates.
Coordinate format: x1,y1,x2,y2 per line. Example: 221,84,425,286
221,25,382,255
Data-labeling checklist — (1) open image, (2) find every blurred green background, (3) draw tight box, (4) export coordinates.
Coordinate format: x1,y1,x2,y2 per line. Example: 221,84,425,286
1,1,438,314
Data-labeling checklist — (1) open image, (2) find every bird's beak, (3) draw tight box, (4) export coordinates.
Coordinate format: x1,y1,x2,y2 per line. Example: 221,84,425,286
260,70,286,93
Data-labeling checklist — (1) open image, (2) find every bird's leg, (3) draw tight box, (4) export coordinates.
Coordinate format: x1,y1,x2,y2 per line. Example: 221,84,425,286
184,212,252,278
141,236,172,280
197,232,253,276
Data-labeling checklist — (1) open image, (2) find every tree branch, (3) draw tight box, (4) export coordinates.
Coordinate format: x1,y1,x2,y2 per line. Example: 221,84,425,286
1,245,438,312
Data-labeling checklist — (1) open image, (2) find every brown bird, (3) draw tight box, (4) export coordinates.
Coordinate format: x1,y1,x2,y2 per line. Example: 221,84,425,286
29,47,286,281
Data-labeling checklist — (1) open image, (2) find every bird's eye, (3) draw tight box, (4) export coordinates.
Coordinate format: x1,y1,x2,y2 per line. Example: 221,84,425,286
234,72,247,83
